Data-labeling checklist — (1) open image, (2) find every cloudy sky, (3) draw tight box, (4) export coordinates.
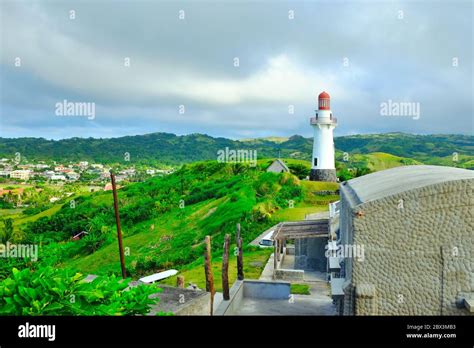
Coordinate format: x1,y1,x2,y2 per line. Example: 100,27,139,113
0,0,472,140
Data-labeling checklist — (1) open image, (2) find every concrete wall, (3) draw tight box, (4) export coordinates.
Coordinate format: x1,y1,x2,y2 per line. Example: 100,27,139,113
274,269,304,281
175,292,211,315
295,237,328,271
214,280,244,316
340,179,473,315
286,245,295,255
148,284,211,316
243,280,291,299
275,247,286,269
215,280,291,315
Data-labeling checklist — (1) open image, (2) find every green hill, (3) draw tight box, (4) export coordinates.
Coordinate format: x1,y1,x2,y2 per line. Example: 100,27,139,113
336,152,422,171
0,132,472,168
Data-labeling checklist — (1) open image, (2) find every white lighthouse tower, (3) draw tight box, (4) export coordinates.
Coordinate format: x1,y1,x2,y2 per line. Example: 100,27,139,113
310,91,337,182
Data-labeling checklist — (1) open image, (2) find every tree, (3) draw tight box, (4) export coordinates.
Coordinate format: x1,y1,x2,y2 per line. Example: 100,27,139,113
337,168,354,182
288,163,310,179
0,218,14,243
355,167,373,177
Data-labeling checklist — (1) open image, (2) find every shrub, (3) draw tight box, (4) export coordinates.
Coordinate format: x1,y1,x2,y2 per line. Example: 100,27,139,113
0,267,161,315
23,205,51,216
0,218,14,243
287,163,310,179
81,229,110,254
252,201,276,221
275,184,302,207
279,172,300,186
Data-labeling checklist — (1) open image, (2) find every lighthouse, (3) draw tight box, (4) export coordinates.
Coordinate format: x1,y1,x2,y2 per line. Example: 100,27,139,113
310,91,337,182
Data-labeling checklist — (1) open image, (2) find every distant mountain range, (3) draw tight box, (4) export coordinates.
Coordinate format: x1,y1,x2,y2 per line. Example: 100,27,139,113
0,132,472,168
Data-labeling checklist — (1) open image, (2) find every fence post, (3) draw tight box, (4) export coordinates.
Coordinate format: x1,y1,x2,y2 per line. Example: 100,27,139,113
236,224,244,281
204,236,215,315
222,234,230,300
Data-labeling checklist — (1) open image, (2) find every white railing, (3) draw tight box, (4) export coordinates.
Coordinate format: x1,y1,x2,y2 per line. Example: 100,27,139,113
310,117,337,125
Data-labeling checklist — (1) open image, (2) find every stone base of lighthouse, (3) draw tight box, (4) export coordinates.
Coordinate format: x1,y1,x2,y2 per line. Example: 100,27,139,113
310,169,337,182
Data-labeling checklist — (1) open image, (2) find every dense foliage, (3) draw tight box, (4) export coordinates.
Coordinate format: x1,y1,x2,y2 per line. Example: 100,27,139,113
0,132,472,167
0,267,160,315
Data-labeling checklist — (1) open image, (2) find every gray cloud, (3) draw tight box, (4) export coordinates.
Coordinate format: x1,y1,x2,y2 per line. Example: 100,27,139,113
0,0,472,139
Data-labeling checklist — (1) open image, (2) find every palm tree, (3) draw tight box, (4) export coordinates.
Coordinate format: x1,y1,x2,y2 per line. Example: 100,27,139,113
0,218,14,244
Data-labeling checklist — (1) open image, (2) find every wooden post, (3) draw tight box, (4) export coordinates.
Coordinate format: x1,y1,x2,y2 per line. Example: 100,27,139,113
110,171,127,279
276,239,280,262
222,234,230,300
204,236,215,315
278,239,281,261
177,276,185,288
236,224,244,281
273,239,277,270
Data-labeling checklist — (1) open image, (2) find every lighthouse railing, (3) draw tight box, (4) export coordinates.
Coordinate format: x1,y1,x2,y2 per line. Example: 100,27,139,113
310,117,337,125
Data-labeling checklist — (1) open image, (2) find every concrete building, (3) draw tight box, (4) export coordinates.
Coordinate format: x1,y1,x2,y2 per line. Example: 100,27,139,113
50,174,66,181
310,91,338,182
334,165,473,315
10,170,31,180
66,172,80,181
266,159,289,173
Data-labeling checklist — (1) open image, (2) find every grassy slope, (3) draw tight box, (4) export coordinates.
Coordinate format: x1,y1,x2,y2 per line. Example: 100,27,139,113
161,249,273,291
62,179,334,276
272,180,338,220
357,152,422,171
38,162,327,281
13,205,62,227
335,151,422,171
63,198,231,274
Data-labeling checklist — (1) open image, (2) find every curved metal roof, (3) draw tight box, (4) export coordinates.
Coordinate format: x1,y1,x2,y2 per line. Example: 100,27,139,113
342,165,474,205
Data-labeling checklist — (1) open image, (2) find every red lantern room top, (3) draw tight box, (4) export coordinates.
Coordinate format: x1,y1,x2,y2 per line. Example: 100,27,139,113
318,91,330,110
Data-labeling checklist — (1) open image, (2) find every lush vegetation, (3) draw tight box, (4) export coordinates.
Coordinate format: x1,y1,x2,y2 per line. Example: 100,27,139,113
0,267,161,315
1,130,471,315
0,160,338,315
1,161,335,284
1,132,472,168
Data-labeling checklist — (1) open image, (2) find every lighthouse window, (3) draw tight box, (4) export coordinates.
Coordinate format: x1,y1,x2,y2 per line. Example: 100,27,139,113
314,158,318,166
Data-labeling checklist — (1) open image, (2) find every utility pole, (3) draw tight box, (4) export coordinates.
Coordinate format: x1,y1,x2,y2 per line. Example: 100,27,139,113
110,170,127,279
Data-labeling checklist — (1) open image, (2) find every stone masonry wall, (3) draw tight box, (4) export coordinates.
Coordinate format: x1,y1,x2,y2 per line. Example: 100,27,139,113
310,169,337,182
349,179,473,315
